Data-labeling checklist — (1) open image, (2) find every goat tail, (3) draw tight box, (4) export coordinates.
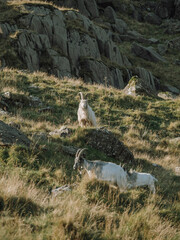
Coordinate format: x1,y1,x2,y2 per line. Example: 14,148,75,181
79,92,84,100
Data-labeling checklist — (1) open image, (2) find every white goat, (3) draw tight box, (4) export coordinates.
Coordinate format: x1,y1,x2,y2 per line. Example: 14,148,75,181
73,148,128,190
77,92,97,127
126,170,158,194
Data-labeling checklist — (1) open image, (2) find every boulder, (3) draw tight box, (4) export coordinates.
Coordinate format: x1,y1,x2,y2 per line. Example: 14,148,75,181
104,6,117,23
135,67,156,92
123,76,157,97
157,91,177,100
144,12,162,25
155,0,175,19
113,18,128,34
85,0,99,18
49,126,72,138
131,42,166,63
87,128,134,164
164,84,180,94
0,120,31,147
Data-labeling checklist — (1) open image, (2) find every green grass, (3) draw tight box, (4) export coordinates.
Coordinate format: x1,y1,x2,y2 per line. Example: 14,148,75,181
0,68,179,239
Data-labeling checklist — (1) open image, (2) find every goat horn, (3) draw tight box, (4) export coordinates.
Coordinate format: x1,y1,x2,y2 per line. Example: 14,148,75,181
77,148,87,158
79,92,84,100
75,148,82,157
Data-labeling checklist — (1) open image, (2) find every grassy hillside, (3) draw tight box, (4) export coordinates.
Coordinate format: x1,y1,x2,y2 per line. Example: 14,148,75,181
0,68,179,239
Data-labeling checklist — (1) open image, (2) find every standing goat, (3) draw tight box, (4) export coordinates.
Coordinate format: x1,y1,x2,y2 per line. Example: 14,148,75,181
126,170,158,194
77,92,97,127
73,148,128,190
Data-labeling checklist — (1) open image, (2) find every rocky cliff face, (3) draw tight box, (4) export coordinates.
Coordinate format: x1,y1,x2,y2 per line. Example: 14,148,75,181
0,0,180,95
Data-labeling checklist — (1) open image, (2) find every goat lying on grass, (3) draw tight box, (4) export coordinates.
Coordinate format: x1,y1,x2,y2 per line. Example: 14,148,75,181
73,148,128,190
77,92,97,127
126,170,158,194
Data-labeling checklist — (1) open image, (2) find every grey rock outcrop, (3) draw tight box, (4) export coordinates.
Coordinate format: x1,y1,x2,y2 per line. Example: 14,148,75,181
175,0,180,19
67,29,101,75
79,58,125,89
0,23,17,38
0,120,31,147
9,4,132,89
131,42,166,63
2,1,178,94
123,76,157,97
135,67,156,92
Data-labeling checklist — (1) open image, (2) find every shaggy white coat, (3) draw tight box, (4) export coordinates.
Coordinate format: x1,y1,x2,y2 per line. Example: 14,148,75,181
77,92,97,127
127,171,158,194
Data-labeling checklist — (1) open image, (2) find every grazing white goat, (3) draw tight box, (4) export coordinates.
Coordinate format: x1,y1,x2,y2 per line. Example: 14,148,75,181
73,148,128,190
126,170,158,194
77,92,97,127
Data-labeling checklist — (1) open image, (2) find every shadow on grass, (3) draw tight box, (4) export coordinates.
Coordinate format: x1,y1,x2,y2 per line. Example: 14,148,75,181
85,179,149,214
0,195,43,217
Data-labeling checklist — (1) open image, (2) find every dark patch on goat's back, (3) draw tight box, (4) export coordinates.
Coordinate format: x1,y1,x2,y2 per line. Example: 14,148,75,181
91,161,109,179
93,160,109,166
127,171,138,183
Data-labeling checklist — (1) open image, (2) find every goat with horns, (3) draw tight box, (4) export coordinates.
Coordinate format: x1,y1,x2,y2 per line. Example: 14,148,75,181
73,148,128,190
